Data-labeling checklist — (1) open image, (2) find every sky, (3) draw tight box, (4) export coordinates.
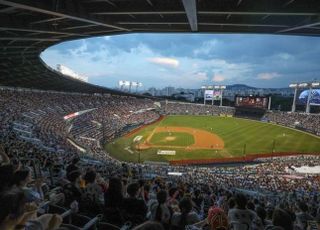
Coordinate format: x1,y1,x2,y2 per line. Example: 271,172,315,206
41,33,320,89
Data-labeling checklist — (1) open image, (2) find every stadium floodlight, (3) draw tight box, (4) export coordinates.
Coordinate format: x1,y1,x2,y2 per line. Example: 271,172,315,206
311,82,320,87
289,83,298,88
298,83,308,88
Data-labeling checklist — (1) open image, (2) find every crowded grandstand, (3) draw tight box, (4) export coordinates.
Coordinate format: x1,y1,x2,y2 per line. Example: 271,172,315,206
1,87,320,230
1,0,320,229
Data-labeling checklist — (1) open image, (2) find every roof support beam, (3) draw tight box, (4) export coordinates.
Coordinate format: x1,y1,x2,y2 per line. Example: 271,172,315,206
0,6,15,12
0,26,87,36
30,17,65,25
118,21,289,28
61,24,98,30
0,37,60,41
91,10,318,17
92,11,185,15
0,0,129,31
277,17,320,33
199,11,318,16
182,0,198,31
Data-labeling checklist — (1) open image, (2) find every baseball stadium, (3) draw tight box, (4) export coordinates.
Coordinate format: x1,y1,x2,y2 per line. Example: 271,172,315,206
1,1,320,230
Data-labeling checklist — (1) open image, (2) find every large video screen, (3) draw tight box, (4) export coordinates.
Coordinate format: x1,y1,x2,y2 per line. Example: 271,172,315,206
235,96,269,109
298,89,320,105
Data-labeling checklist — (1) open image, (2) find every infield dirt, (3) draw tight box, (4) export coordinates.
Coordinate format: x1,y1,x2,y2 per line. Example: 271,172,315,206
136,126,224,150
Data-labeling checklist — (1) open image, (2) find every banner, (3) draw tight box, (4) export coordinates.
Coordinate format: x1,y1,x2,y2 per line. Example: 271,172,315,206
157,150,176,155
299,89,320,106
204,90,213,100
213,90,222,100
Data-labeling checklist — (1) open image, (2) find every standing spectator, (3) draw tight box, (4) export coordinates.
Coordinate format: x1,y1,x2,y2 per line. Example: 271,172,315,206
149,190,171,227
171,197,200,230
122,182,148,226
104,177,124,226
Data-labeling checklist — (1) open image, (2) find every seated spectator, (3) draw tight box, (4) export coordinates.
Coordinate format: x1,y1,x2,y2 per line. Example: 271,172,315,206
171,197,200,230
228,193,262,230
190,206,228,230
266,208,293,230
12,168,44,204
296,201,314,230
256,206,272,228
81,169,104,214
122,182,147,226
0,187,62,230
63,170,82,207
192,189,204,213
0,164,14,193
66,157,80,175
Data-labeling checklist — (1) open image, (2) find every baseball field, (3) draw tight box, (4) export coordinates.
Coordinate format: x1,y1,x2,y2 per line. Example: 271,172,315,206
105,115,320,163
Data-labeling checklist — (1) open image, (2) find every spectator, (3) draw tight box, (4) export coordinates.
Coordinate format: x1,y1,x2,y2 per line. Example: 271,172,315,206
149,190,171,227
171,197,200,230
104,177,124,226
63,170,82,207
122,182,147,226
228,193,262,229
0,187,62,230
296,201,314,230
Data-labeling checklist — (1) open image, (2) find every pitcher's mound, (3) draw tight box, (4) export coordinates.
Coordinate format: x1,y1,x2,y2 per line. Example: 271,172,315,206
165,136,176,141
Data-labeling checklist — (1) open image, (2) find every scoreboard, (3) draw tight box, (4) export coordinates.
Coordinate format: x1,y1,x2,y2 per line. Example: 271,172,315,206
235,96,269,109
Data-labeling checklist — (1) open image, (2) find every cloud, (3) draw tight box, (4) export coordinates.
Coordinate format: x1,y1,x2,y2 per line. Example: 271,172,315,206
212,74,225,82
147,57,179,68
193,39,218,56
277,53,293,60
41,33,320,89
194,72,208,81
257,72,281,80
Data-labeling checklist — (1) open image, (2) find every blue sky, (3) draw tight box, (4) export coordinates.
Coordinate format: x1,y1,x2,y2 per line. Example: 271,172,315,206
41,33,320,89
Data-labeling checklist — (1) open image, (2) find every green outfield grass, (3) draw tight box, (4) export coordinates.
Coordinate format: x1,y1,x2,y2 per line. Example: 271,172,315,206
105,115,320,163
150,132,195,146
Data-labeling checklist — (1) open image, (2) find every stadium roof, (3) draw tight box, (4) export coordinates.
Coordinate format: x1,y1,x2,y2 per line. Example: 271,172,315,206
1,0,320,94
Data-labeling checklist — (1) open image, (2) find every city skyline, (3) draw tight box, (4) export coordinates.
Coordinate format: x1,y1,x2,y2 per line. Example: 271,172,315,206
41,33,320,89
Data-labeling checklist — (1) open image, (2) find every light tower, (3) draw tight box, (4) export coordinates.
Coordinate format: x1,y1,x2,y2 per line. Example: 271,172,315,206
289,81,320,113
289,83,298,112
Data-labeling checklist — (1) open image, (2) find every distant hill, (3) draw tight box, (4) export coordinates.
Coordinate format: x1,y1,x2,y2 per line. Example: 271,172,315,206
226,84,290,90
226,84,257,90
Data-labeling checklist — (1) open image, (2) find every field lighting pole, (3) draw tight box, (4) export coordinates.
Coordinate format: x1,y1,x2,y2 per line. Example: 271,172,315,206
289,84,298,112
306,84,312,113
306,82,320,113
